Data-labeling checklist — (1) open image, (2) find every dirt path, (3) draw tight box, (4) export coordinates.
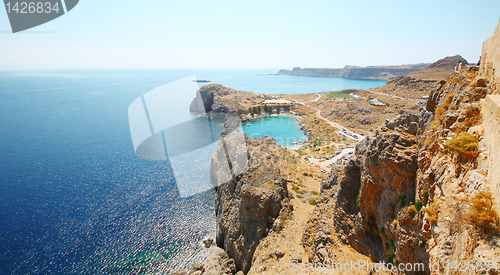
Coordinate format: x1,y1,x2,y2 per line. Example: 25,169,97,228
248,162,321,274
248,157,372,274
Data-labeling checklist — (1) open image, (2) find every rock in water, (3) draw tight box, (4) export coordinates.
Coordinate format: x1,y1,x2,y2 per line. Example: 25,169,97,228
202,237,214,248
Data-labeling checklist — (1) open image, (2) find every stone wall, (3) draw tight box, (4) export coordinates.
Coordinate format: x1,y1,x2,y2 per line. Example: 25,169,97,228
480,18,500,214
480,18,500,94
481,95,500,214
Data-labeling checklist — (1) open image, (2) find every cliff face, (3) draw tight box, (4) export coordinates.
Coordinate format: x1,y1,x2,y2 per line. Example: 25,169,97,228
303,113,424,265
304,68,500,273
190,84,265,118
417,68,500,273
212,134,290,274
276,64,429,80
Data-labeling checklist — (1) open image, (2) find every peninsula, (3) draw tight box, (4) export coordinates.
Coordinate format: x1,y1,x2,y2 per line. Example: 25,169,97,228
276,63,430,80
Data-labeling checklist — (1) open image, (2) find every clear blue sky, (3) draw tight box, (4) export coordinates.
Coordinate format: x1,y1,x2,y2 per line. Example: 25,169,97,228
1,0,499,69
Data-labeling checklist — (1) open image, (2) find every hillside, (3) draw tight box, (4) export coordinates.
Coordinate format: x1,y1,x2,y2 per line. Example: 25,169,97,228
371,55,469,99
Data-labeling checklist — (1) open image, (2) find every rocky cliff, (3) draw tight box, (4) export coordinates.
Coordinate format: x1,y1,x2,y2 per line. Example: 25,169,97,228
303,67,500,274
190,84,264,118
276,64,429,80
212,134,291,274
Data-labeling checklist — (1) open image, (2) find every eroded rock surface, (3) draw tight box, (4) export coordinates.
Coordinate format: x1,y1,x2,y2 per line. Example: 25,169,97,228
212,135,290,274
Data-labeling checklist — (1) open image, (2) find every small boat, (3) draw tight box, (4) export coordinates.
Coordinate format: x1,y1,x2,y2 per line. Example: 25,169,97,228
267,118,270,120
246,123,250,126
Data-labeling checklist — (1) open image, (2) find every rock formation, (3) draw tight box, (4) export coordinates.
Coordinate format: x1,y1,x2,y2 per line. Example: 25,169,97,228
303,67,500,274
172,247,239,275
190,84,254,118
212,134,291,274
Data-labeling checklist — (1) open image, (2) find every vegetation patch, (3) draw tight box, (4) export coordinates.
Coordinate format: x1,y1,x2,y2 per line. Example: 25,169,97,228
424,201,440,225
464,191,499,233
368,98,389,106
415,200,423,212
407,205,417,216
444,132,480,159
326,93,354,99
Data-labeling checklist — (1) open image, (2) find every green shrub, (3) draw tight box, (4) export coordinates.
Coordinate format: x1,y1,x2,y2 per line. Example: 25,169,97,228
388,250,395,263
422,189,429,202
310,191,318,196
380,227,385,234
415,200,423,212
413,239,420,247
308,198,317,205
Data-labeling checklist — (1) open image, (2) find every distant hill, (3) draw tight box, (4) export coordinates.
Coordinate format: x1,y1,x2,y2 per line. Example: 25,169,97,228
406,55,468,80
276,63,430,80
372,55,469,99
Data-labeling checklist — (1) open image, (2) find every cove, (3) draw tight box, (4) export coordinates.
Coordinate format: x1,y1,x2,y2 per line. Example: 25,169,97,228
242,116,308,149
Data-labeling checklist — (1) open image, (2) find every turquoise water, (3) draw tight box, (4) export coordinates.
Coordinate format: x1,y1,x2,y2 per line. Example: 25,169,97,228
242,116,308,148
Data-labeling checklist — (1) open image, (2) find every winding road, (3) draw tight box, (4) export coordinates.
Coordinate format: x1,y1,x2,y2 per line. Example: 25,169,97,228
291,94,366,175
296,94,365,142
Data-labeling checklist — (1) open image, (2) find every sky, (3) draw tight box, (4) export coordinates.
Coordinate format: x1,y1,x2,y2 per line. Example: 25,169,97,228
0,0,499,70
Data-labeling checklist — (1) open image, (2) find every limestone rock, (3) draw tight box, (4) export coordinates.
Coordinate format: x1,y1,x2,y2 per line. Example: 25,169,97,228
203,238,214,249
213,136,289,274
203,247,237,275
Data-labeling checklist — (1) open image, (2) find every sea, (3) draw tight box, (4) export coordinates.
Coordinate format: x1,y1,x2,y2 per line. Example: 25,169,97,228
0,69,385,274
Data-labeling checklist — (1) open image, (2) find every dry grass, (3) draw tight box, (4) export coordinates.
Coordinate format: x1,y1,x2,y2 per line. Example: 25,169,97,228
444,132,480,159
464,72,477,80
464,191,499,233
424,201,441,225
407,205,417,216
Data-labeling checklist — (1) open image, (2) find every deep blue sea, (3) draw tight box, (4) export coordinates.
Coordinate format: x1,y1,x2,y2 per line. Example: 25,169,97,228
0,69,385,274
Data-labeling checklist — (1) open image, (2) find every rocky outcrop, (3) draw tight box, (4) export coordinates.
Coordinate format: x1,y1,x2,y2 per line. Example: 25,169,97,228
173,248,238,275
302,159,362,264
304,69,500,274
212,135,290,274
417,69,500,274
190,84,248,117
276,64,429,80
303,113,423,264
